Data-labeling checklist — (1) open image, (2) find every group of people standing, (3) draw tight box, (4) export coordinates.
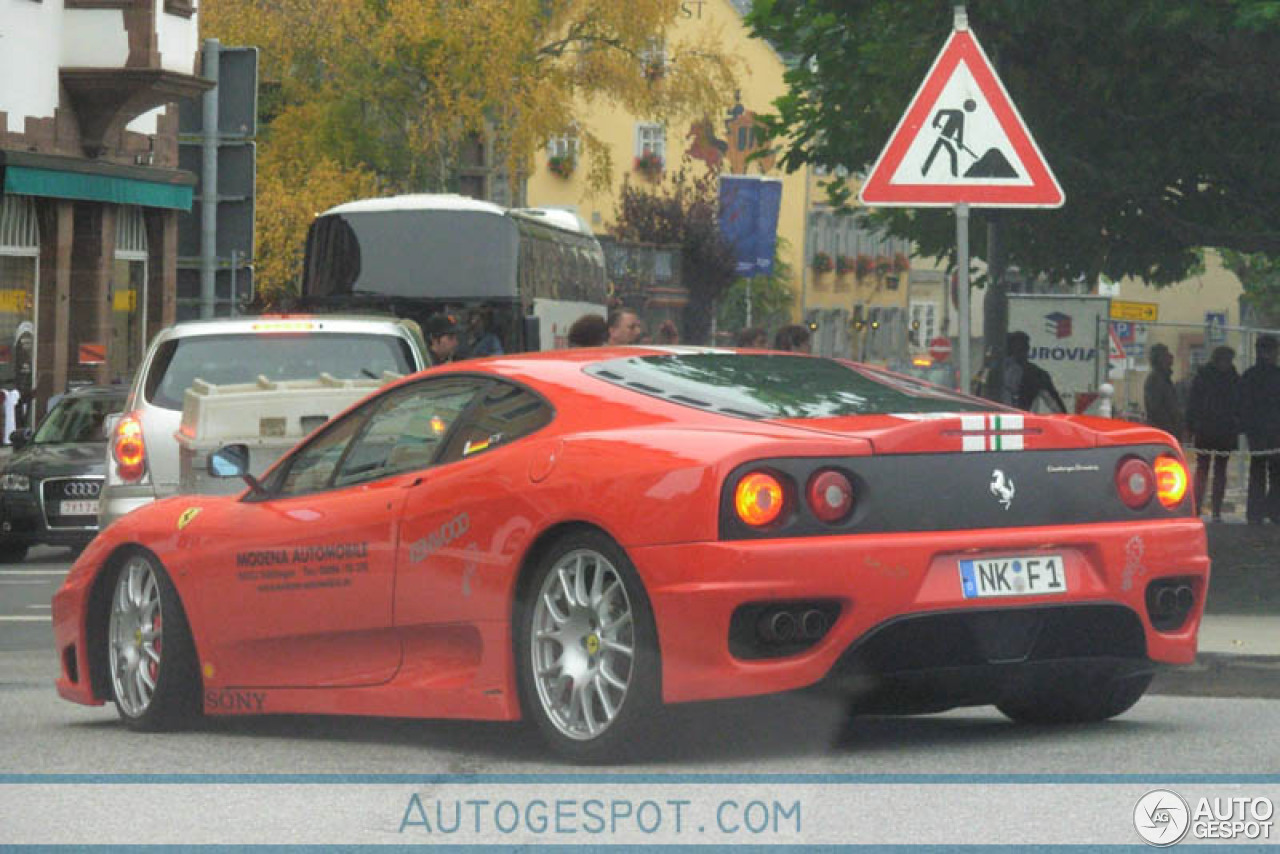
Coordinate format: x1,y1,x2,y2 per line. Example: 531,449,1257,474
1145,335,1280,523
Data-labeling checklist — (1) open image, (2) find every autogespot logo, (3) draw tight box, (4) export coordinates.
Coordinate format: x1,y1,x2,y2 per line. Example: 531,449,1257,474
1135,789,1191,846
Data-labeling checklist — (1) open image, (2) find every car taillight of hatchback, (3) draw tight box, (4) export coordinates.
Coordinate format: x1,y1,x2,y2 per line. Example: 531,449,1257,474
112,413,147,482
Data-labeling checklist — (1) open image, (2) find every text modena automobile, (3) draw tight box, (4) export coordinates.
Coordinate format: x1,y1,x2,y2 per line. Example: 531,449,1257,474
53,348,1208,761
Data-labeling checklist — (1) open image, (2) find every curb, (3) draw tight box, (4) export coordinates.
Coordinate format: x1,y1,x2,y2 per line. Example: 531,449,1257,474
1149,653,1280,700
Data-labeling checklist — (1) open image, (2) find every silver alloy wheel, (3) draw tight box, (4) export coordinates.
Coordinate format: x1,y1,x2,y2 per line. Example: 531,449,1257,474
108,557,163,718
531,548,635,741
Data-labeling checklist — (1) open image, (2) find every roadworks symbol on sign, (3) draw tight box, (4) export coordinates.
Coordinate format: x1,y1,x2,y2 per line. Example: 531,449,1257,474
858,25,1063,208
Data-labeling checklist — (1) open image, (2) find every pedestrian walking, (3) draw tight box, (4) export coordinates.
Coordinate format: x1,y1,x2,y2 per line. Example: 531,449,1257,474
1186,345,1240,521
1002,331,1065,412
1239,335,1280,524
1143,343,1183,438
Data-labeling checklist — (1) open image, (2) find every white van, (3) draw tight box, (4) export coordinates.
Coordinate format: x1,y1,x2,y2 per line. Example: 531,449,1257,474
99,315,427,528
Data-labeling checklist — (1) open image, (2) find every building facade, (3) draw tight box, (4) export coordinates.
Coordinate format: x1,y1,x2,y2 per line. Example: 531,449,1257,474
524,0,901,356
0,0,204,425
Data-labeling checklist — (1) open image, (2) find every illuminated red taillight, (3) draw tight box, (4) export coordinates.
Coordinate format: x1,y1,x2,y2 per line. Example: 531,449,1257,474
734,471,785,527
806,469,854,523
1155,455,1189,508
1114,457,1155,509
113,413,146,482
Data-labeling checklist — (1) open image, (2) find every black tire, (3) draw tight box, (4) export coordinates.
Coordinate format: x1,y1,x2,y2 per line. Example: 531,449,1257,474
996,664,1153,724
0,542,28,563
514,529,661,763
104,551,201,731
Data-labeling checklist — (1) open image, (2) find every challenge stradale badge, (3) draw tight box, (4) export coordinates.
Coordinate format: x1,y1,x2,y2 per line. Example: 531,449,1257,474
177,507,202,530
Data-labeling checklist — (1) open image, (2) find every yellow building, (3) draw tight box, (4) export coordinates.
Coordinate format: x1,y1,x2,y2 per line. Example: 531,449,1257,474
523,0,915,355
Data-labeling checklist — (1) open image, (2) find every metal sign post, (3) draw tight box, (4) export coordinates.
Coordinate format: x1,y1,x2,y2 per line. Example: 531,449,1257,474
956,203,970,392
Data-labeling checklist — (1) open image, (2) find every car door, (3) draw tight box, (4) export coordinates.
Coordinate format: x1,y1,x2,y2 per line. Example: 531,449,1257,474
191,378,488,688
395,380,554,629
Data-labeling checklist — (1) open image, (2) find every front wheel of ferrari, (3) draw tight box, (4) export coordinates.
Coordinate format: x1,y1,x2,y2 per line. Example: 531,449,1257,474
106,551,200,731
996,664,1153,724
516,531,661,763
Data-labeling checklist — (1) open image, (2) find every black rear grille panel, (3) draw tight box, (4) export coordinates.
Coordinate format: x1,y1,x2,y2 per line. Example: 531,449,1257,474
720,445,1191,539
833,604,1147,678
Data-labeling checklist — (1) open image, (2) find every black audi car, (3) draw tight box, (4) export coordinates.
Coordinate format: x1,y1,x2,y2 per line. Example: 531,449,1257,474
0,385,127,561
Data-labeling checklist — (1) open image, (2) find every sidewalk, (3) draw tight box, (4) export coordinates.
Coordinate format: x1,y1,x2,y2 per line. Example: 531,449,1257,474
1151,515,1280,698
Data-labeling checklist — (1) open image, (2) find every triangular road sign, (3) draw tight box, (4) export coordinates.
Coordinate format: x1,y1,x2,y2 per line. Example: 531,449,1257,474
859,26,1064,208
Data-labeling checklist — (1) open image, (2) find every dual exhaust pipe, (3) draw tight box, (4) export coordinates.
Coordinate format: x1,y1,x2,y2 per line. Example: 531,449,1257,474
1152,584,1194,618
757,607,831,644
1147,579,1196,630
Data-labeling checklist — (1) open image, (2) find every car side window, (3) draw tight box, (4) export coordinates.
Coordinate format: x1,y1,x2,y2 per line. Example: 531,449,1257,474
273,406,371,497
438,380,553,464
332,379,486,487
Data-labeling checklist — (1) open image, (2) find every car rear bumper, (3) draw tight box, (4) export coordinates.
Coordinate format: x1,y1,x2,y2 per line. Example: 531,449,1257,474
98,487,157,530
631,519,1209,704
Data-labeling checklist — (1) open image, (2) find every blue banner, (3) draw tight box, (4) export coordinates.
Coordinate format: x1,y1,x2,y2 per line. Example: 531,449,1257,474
718,176,783,278
754,178,782,277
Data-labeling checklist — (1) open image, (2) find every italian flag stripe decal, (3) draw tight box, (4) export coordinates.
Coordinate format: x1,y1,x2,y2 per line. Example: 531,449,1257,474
960,414,1026,452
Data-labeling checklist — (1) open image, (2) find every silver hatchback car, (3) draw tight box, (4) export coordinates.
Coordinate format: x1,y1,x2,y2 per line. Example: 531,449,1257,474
99,315,427,528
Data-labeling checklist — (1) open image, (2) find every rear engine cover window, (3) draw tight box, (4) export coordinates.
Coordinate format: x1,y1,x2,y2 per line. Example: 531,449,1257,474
586,353,988,419
144,333,416,410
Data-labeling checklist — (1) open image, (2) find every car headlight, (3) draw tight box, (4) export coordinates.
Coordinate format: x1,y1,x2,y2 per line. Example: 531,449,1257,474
0,473,30,492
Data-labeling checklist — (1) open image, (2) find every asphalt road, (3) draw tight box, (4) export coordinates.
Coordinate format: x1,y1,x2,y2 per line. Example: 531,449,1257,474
0,545,73,653
3,548,1277,845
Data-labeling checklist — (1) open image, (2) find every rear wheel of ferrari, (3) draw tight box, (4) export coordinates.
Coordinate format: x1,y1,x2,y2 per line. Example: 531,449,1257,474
516,531,660,763
106,552,200,730
996,664,1153,724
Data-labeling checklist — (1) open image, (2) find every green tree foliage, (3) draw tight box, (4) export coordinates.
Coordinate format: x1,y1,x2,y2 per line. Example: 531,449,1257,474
1220,250,1280,326
203,0,738,296
747,1,1280,294
612,163,738,343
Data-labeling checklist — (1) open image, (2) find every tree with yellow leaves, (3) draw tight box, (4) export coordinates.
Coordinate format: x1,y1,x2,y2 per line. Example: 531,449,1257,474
201,0,739,296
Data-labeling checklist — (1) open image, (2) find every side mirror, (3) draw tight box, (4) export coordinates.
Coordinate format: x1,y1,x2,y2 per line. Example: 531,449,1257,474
9,429,31,450
208,443,250,478
208,443,264,496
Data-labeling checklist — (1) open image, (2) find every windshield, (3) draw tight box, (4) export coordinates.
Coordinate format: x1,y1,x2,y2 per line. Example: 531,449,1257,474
303,210,519,300
585,353,989,419
33,393,125,444
143,333,417,411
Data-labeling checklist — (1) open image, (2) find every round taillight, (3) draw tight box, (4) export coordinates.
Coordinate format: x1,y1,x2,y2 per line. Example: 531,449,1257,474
734,472,785,527
113,414,146,482
1115,457,1155,509
1155,455,1189,508
807,469,854,523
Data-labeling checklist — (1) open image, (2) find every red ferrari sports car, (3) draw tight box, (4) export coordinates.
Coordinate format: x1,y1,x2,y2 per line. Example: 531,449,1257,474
53,348,1208,761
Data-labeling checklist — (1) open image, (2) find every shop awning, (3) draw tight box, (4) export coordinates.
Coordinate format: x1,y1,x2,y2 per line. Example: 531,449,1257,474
0,151,195,211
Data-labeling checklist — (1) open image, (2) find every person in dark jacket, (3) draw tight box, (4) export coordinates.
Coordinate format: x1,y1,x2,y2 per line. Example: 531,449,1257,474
1239,335,1280,524
1003,331,1066,412
1186,345,1240,520
1144,343,1183,439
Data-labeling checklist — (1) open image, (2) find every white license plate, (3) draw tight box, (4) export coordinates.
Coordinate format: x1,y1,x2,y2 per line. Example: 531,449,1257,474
60,500,98,517
959,554,1067,598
